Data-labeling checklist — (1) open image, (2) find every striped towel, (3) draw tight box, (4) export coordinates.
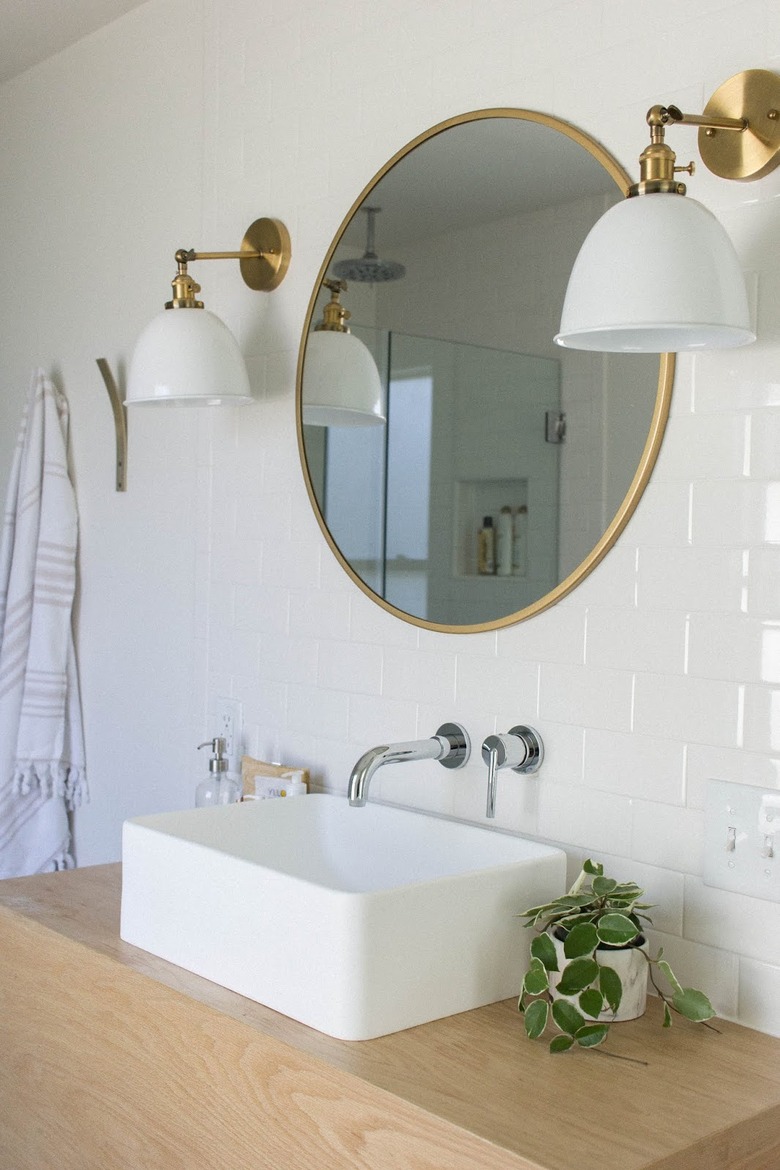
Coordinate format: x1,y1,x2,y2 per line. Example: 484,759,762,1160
0,370,87,877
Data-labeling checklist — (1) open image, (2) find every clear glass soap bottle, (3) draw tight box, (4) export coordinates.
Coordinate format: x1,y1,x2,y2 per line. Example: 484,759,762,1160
195,736,241,806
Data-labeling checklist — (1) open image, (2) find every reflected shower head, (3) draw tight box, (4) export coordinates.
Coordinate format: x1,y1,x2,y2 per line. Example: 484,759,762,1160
332,206,406,284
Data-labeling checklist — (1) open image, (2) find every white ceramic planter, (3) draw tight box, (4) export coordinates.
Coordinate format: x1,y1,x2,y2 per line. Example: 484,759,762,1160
549,931,649,1023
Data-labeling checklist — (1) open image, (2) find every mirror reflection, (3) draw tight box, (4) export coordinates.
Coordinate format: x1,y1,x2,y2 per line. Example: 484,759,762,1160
298,111,673,631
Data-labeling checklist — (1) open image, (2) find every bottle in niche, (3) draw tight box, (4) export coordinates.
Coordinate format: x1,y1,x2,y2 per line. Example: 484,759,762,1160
512,505,528,576
477,516,495,575
496,506,513,577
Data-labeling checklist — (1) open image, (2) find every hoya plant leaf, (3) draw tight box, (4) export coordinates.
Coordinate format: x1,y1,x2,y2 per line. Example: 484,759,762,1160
531,932,559,972
658,959,684,997
563,922,598,960
598,965,623,1014
549,1035,575,1054
596,912,641,947
552,998,586,1036
575,1024,609,1049
583,859,604,877
557,958,600,996
663,1002,673,1028
579,988,604,1019
591,876,618,897
559,912,598,930
521,900,561,920
524,998,549,1040
612,883,644,897
523,958,550,997
672,988,716,1022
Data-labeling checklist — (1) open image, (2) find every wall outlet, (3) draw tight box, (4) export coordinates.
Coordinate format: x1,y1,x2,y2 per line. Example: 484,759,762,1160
704,778,780,904
214,697,243,763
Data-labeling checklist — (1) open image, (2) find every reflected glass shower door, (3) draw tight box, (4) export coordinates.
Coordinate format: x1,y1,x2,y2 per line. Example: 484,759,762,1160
384,367,434,617
306,328,561,626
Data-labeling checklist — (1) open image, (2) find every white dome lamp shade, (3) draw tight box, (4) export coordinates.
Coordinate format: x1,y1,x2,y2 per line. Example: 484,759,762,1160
127,307,253,406
556,193,754,352
302,278,385,427
556,69,780,354
125,217,291,406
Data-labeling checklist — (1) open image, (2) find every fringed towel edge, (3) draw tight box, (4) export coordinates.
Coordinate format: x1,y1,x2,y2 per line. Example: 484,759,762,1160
12,762,88,810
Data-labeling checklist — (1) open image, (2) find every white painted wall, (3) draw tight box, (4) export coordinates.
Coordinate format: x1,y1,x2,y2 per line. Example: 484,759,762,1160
0,0,207,864
2,0,780,1036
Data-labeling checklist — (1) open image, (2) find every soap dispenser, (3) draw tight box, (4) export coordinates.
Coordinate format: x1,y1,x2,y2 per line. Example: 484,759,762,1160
195,737,241,807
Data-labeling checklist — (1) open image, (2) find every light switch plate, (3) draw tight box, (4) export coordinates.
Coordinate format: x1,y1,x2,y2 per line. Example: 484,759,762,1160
704,778,780,903
213,696,243,764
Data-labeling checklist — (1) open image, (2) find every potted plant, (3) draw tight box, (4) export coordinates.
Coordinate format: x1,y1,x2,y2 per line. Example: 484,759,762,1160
518,858,716,1054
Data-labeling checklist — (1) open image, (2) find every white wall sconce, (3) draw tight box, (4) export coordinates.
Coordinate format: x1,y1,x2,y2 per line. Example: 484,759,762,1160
556,69,780,353
126,217,291,406
302,278,385,427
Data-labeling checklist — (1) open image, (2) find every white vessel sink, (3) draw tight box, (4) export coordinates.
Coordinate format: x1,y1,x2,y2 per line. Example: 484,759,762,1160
121,794,565,1041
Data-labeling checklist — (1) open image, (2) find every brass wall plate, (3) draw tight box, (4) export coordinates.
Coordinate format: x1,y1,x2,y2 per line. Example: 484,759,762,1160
699,68,780,181
240,217,291,291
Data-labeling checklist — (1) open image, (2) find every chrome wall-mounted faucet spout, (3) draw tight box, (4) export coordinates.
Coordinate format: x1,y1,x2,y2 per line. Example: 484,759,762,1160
481,726,543,818
347,723,470,807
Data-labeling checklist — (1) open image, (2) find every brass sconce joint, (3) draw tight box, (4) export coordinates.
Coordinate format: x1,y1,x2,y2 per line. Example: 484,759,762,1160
628,106,695,197
166,254,204,309
314,278,352,333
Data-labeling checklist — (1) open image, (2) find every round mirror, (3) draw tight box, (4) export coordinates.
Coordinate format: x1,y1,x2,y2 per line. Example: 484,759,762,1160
296,109,674,632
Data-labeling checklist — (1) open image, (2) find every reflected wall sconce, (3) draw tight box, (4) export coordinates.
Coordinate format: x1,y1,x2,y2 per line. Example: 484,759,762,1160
126,217,291,406
556,69,780,353
302,278,386,427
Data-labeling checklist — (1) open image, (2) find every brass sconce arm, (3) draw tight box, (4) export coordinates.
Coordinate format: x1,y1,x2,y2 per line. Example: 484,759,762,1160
166,218,291,307
655,104,748,133
630,69,780,194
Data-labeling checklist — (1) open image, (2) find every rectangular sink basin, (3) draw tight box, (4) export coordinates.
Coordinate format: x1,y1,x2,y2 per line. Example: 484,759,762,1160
121,794,565,1041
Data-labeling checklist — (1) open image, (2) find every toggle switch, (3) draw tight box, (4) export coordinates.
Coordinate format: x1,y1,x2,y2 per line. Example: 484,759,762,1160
705,779,780,903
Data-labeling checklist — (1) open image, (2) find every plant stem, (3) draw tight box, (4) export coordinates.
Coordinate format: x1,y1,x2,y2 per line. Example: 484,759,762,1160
591,1047,649,1067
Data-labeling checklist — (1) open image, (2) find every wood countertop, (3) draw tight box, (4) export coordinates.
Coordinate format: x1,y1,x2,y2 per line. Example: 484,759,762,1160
2,864,780,1170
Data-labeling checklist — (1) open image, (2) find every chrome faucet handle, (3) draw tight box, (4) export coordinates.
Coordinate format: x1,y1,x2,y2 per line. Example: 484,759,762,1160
481,725,544,818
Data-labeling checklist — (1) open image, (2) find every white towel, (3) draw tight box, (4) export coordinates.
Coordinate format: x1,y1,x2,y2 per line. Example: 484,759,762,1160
0,370,87,878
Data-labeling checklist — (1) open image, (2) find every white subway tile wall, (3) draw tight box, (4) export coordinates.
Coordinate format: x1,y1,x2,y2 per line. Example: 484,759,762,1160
200,0,780,1037
0,0,779,1037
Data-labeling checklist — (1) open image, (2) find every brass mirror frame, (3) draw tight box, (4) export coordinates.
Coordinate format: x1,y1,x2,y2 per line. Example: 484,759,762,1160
296,108,675,634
